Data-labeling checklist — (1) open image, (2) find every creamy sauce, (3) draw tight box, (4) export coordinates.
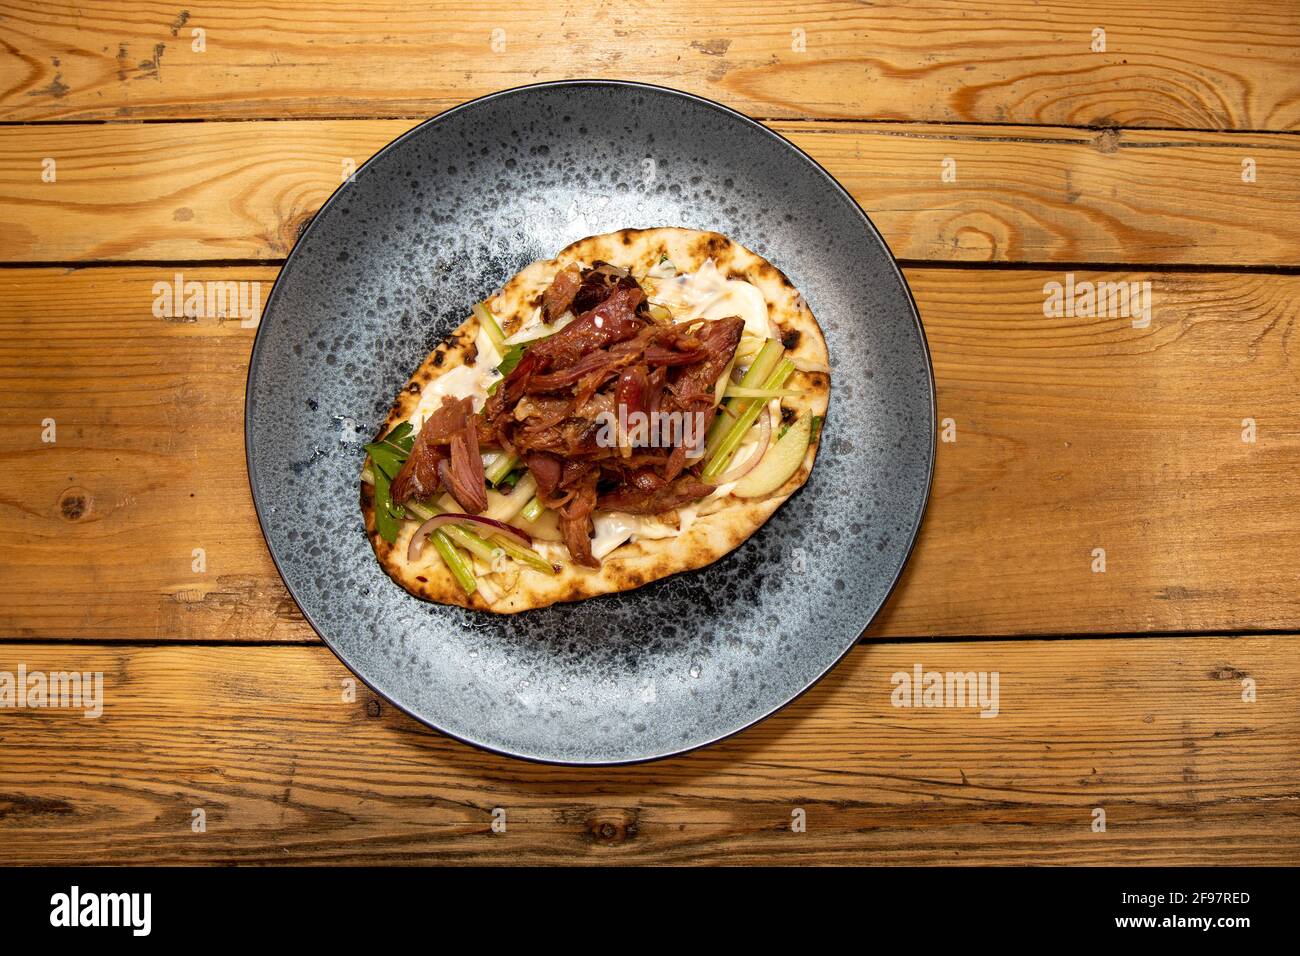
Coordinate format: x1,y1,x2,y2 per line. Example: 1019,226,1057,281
408,325,501,428
503,306,575,346
650,258,771,339
589,508,707,560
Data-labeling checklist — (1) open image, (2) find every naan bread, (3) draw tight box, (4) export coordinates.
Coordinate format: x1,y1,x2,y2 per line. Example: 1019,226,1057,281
361,227,830,612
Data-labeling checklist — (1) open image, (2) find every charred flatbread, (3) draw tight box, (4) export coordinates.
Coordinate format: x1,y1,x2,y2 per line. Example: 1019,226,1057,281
361,227,830,612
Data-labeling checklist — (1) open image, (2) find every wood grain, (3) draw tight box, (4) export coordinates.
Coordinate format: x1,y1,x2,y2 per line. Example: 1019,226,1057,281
1,0,1295,874
2,1,1298,129
2,120,1298,265
0,637,1293,865
0,266,302,642
2,265,1297,641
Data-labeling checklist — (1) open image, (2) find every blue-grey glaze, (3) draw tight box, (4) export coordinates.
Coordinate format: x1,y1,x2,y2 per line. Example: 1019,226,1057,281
246,81,934,764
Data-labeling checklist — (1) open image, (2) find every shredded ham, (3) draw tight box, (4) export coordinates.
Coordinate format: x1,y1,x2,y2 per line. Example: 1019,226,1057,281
391,395,486,506
467,263,745,565
541,266,581,322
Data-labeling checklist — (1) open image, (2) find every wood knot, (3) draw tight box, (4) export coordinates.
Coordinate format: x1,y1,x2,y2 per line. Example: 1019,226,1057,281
58,487,92,521
1094,128,1120,154
1207,665,1247,681
584,808,639,846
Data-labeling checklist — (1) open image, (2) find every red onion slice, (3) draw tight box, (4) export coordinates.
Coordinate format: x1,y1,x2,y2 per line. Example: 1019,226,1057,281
712,405,772,485
408,513,533,561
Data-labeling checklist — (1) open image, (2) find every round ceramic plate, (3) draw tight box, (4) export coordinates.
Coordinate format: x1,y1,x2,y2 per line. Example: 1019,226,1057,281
246,80,934,764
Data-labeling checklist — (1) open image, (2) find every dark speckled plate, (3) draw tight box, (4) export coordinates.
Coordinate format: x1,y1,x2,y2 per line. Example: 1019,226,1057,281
246,80,934,764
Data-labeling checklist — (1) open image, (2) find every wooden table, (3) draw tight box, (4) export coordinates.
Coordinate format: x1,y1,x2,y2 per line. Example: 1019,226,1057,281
1,1,1297,866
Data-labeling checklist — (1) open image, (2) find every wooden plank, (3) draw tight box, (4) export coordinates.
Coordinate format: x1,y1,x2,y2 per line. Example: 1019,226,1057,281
0,266,301,641
884,267,1300,637
2,1,1298,129
2,266,1297,641
2,120,1299,266
0,637,1294,864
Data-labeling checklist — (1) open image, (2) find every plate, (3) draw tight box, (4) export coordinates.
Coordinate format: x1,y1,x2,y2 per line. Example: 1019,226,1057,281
246,80,934,764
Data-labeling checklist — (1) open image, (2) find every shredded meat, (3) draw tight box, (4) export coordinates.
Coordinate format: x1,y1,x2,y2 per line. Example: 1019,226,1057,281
443,405,488,514
526,284,646,371
596,473,717,514
525,451,563,503
569,261,647,317
557,471,600,568
392,396,479,505
464,263,744,565
541,266,581,322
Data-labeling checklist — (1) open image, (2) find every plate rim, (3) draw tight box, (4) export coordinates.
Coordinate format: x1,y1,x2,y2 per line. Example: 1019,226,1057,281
244,78,937,766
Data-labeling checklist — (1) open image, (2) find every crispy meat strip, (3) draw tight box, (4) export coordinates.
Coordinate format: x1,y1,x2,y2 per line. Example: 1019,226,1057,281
557,471,600,568
541,266,581,322
391,396,474,504
526,285,646,371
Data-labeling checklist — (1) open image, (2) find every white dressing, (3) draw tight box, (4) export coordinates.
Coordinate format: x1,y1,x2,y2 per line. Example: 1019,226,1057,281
409,365,483,429
650,258,771,340
408,323,503,428
589,509,697,561
590,512,641,560
503,307,574,346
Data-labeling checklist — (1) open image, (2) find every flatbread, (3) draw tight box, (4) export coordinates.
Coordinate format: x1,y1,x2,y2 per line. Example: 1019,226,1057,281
361,227,830,612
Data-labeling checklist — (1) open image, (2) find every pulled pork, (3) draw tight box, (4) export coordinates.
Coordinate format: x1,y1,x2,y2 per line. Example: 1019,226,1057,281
403,262,745,567
391,395,488,513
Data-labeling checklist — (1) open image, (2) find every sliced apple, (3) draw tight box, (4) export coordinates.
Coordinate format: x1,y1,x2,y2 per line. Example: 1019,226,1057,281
732,413,812,498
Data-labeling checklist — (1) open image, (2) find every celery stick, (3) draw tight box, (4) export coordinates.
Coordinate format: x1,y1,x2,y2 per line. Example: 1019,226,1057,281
408,499,497,560
722,384,804,400
492,536,557,575
473,301,506,352
703,358,795,480
520,496,544,522
704,339,784,459
405,500,436,521
713,353,737,406
738,338,785,387
430,533,477,595
408,498,552,575
405,499,482,591
444,526,504,563
484,451,519,486
485,473,537,523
